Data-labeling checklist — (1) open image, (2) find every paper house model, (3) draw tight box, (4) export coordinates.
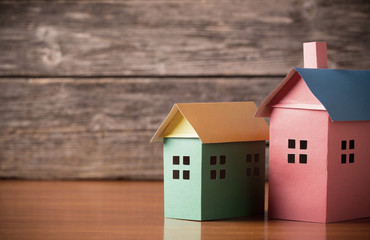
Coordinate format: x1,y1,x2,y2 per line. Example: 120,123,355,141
151,102,269,221
256,42,370,223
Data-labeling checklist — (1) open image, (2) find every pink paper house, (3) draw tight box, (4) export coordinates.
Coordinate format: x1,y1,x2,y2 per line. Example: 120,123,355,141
256,42,370,223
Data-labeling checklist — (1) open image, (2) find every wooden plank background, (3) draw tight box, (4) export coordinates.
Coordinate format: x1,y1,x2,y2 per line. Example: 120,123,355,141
0,0,369,179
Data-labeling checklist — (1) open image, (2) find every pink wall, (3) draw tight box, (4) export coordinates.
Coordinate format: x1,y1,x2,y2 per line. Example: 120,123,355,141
269,107,329,222
326,121,370,222
270,73,323,108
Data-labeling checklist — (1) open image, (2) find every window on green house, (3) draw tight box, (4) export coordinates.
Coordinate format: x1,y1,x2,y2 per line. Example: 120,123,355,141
254,154,259,163
210,170,217,179
220,169,226,179
246,153,261,177
183,170,190,180
183,156,190,165
173,170,179,179
210,155,226,180
173,156,180,165
172,155,190,180
210,156,217,165
220,155,226,165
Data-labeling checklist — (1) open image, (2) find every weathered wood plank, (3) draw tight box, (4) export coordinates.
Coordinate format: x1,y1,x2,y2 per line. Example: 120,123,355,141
0,0,369,76
0,131,163,180
0,78,278,133
0,77,278,179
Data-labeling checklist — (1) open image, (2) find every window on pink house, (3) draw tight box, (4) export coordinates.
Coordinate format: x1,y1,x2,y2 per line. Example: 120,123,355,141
349,140,355,149
299,154,307,164
300,140,307,149
349,154,355,163
341,140,355,164
288,139,308,164
288,154,295,163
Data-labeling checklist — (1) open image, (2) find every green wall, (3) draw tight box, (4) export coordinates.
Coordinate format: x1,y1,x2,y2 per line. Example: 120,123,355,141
164,138,265,220
201,141,265,220
163,138,202,220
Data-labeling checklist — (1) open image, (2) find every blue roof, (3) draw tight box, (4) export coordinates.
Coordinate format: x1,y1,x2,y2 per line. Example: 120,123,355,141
295,67,370,121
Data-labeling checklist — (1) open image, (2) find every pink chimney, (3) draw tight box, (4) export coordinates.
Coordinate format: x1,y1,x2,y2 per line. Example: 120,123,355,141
303,42,328,69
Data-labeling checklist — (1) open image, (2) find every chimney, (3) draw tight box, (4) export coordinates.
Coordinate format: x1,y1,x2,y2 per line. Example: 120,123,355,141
303,42,328,68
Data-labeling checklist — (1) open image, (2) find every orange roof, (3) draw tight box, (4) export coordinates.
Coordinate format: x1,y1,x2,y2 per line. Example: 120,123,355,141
151,102,269,144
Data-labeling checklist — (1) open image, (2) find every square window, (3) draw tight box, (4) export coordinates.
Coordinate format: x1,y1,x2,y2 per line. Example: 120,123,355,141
173,170,179,179
246,154,252,163
288,139,295,149
183,156,190,165
349,140,355,149
220,155,226,165
210,156,217,165
299,154,307,164
288,154,295,163
341,154,346,164
341,140,347,150
210,170,217,179
183,170,190,180
349,154,354,163
254,168,260,177
220,169,226,179
246,168,251,177
300,140,307,150
173,156,180,165
254,154,260,163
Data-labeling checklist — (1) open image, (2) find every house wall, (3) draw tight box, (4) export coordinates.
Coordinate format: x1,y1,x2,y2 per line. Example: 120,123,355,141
201,141,265,220
326,121,370,222
163,138,202,220
269,74,323,108
269,107,329,222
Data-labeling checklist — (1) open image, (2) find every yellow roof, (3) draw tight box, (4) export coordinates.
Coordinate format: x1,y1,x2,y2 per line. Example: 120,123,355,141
151,102,269,144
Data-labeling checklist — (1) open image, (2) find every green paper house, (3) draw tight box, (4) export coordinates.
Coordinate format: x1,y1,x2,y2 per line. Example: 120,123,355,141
151,102,269,221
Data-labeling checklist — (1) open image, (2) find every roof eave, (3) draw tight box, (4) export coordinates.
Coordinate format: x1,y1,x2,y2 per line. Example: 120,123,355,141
255,68,298,118
150,104,180,143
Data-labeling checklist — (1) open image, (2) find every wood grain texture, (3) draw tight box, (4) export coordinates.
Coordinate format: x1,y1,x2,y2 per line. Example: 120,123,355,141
0,77,277,179
0,181,369,240
1,0,369,180
0,0,369,76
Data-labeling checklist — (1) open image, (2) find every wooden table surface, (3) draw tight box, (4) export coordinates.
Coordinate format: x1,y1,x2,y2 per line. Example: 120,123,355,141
0,181,369,240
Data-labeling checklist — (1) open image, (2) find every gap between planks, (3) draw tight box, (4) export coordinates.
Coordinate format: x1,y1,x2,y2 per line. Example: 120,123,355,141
0,74,286,79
